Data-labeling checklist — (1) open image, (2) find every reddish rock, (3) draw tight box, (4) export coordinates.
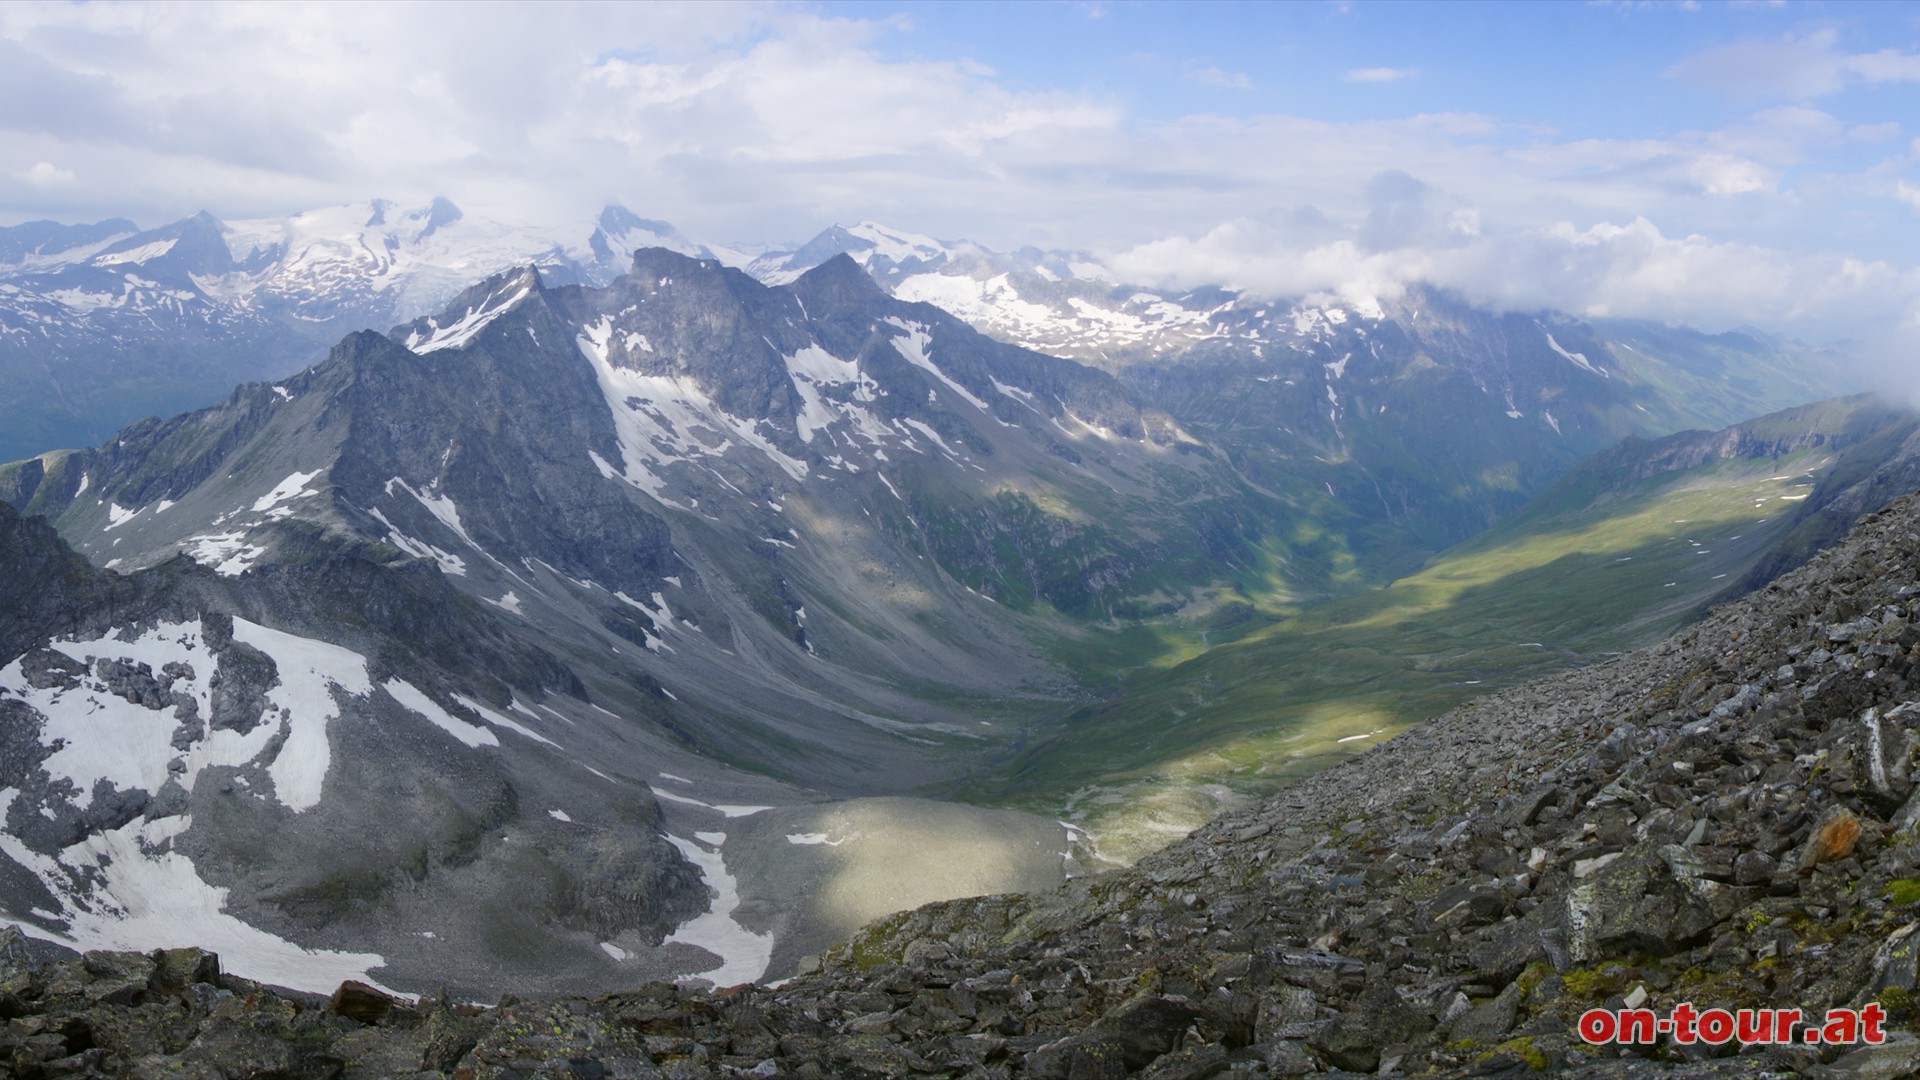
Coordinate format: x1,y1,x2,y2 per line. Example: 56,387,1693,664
329,979,401,1024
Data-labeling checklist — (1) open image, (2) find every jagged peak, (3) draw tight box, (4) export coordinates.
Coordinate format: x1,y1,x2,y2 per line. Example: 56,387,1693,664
788,252,890,309
596,203,679,238
394,265,545,354
625,244,729,279
591,209,707,269
842,220,952,261
408,196,464,238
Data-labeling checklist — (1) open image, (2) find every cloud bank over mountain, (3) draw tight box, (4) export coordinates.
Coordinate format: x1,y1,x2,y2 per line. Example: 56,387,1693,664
2,2,1919,340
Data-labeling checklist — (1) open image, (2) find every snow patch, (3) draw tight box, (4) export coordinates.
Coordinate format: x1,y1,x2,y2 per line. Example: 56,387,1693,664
661,832,773,987
382,678,498,749
649,787,772,818
252,470,322,513
406,278,534,354
578,317,807,504
94,238,179,266
1,619,380,827
182,532,266,576
900,418,960,457
233,618,374,811
12,623,214,804
452,692,559,747
0,815,391,997
384,477,479,549
784,344,887,444
989,376,1040,412
785,832,852,847
368,508,467,576
893,273,1066,353
845,221,949,264
884,318,991,411
1541,328,1608,378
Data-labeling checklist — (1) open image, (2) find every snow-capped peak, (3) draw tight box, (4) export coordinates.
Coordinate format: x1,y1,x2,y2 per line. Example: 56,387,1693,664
403,267,542,354
746,221,965,285
587,203,713,277
840,221,954,266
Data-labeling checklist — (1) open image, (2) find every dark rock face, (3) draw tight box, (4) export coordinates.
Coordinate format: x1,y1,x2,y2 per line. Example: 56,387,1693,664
0,504,153,660
0,498,710,1000
23,489,1920,1072
205,640,277,734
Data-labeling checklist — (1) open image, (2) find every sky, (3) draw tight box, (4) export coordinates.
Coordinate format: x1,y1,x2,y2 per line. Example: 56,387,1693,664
3,0,1920,342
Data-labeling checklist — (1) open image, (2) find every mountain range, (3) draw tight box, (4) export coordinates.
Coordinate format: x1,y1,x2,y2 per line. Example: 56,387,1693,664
1,202,1848,478
0,201,712,461
0,200,1911,1002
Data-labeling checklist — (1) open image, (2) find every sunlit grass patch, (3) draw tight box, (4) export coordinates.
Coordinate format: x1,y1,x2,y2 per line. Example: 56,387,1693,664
963,449,1834,859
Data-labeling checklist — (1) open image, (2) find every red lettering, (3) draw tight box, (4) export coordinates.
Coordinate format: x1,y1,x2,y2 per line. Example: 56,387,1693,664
1617,1008,1658,1044
1568,1003,1861,1048
1697,1008,1735,1045
1862,1003,1887,1044
1670,1001,1699,1044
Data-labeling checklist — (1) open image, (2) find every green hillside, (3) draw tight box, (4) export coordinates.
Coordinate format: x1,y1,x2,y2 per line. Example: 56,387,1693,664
962,399,1911,860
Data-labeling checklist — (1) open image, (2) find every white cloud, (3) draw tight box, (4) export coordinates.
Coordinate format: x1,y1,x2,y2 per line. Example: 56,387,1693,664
1185,66,1251,90
1108,179,1917,340
1669,29,1920,100
1897,180,1920,211
1344,67,1416,84
17,160,74,188
1845,48,1920,86
0,2,1125,240
1849,121,1901,143
0,3,1912,340
1686,154,1773,196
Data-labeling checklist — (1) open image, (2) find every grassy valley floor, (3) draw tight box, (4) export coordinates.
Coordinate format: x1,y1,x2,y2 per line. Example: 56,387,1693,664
964,448,1841,862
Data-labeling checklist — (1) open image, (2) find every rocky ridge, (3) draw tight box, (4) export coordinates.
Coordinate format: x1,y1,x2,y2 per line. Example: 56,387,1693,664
15,491,1920,1076
0,201,712,462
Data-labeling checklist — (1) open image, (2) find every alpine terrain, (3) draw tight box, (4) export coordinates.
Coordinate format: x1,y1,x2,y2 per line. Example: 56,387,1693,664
0,231,1908,1031
0,201,716,463
0,245,1299,997
11,435,1920,1077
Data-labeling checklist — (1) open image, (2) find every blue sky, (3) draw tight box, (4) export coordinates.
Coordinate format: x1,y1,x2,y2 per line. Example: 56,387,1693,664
3,1,1920,339
815,0,1920,259
824,1,1910,130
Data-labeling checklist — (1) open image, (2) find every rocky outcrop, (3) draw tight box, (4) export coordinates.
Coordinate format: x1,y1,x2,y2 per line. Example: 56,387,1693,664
20,490,1920,1074
0,501,716,1000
